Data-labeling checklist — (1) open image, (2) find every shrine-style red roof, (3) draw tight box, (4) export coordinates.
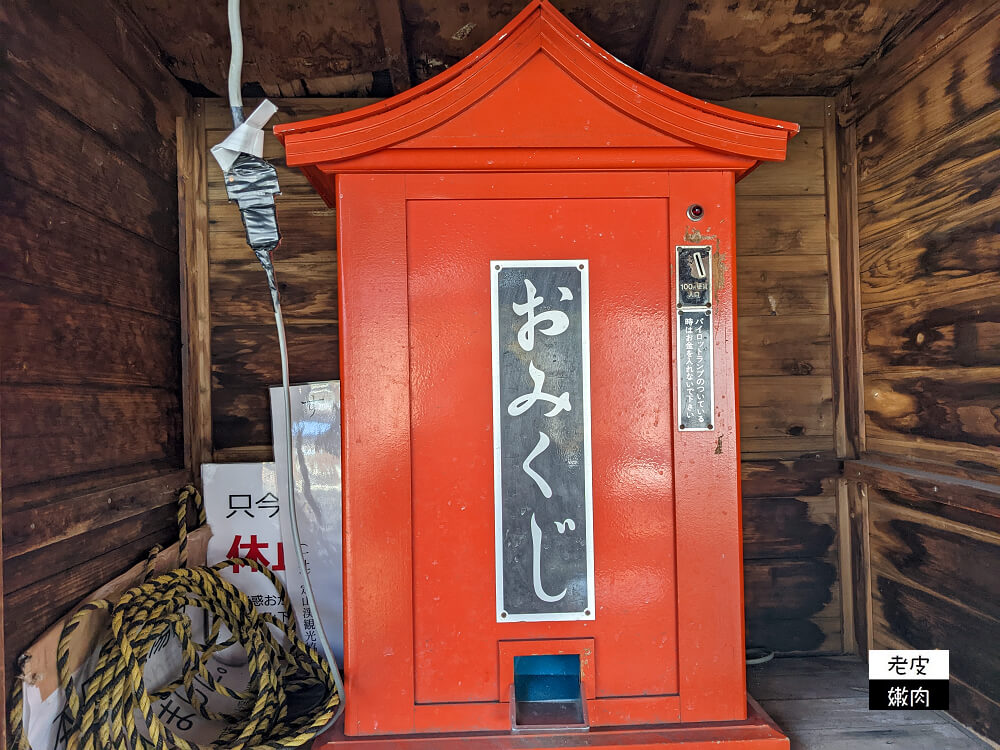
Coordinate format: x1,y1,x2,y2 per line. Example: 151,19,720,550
275,0,797,183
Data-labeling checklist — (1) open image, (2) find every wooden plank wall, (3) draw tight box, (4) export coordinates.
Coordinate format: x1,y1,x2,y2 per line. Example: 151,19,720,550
728,97,845,656
0,0,192,717
842,1,1000,741
199,96,844,654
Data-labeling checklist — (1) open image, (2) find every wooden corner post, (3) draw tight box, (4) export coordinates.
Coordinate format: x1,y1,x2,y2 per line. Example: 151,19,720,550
177,101,213,480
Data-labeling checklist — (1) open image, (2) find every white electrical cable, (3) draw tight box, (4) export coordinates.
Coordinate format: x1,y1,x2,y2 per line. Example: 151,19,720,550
268,277,346,732
225,0,346,734
227,0,245,125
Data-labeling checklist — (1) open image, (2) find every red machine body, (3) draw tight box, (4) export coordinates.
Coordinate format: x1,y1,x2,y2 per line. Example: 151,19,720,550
275,3,797,747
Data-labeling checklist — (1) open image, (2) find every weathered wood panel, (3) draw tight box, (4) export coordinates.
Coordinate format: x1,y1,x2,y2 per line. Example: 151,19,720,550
737,128,826,197
858,109,1000,248
736,255,830,318
846,459,1000,533
950,677,1000,748
864,369,1000,473
211,324,339,390
843,480,870,656
210,206,337,263
736,128,826,197
863,287,1000,374
745,558,840,654
834,90,865,462
857,12,1000,490
0,0,191,707
4,505,178,595
2,0,180,180
872,573,1000,739
720,97,827,129
855,17,1000,181
4,528,176,685
869,492,1000,622
865,428,1000,478
1,470,187,563
1,385,182,489
0,283,181,388
209,261,338,325
742,458,842,498
50,0,189,131
848,0,1000,124
735,196,829,256
739,376,833,454
0,184,181,318
727,91,843,654
210,325,340,450
178,104,213,476
859,208,998,311
743,495,836,561
738,316,831,378
741,459,842,655
861,462,1000,740
0,75,178,252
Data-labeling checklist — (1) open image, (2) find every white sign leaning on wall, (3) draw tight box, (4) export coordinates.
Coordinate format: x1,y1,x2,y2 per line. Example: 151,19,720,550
269,380,344,665
203,381,344,665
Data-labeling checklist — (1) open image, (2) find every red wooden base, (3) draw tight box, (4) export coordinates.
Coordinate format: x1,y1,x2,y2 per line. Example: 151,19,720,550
315,698,789,749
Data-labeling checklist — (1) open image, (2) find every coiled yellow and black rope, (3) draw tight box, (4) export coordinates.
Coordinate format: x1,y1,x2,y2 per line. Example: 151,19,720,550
9,485,340,749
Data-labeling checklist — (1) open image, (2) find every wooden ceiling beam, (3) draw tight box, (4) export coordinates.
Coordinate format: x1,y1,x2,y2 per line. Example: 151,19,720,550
374,0,412,94
641,1,687,76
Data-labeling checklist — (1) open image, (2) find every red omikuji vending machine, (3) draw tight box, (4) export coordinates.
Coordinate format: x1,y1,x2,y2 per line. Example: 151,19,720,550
275,2,797,747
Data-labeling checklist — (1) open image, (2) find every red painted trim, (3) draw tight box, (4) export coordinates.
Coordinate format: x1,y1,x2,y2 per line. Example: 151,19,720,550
669,172,747,722
316,700,787,748
338,175,416,735
313,148,757,175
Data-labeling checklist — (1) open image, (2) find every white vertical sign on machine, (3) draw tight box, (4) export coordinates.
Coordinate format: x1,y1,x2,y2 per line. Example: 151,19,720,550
676,245,715,431
491,260,595,622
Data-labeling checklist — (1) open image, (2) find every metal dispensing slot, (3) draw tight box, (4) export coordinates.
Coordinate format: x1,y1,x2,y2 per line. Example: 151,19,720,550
510,654,589,732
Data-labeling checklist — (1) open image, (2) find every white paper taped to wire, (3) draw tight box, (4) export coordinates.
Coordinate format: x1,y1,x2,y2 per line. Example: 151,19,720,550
211,99,279,172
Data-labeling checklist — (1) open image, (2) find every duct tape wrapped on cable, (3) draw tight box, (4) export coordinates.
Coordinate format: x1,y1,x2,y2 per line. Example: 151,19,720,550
211,100,282,281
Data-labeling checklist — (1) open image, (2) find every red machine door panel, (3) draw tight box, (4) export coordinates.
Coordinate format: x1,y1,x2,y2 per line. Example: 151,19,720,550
406,191,678,705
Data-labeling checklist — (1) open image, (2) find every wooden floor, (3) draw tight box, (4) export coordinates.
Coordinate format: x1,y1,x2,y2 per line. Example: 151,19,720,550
749,656,991,749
